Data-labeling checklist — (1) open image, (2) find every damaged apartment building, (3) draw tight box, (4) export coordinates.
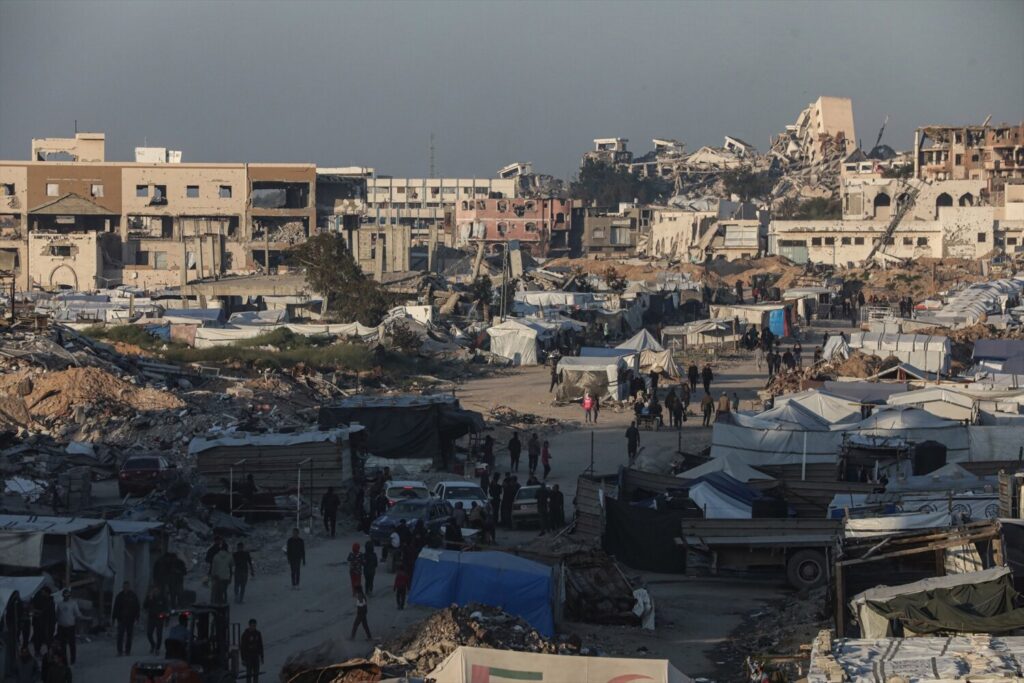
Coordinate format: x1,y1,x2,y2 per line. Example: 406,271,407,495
0,133,316,291
768,120,1024,265
453,196,573,257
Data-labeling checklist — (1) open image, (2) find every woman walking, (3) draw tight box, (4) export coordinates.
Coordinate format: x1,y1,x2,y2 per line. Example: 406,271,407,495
349,588,372,640
346,543,364,597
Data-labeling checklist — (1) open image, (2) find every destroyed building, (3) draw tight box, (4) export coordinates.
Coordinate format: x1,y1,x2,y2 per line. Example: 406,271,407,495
453,196,573,257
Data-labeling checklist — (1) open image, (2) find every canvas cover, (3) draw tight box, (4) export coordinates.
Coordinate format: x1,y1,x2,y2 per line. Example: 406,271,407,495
556,356,628,402
487,319,540,366
638,349,682,378
676,453,774,483
429,646,692,683
617,329,664,352
850,567,1024,638
409,550,554,636
193,322,378,348
851,332,951,374
687,471,763,519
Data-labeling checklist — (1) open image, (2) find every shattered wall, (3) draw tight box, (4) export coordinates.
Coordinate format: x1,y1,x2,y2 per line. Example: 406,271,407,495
28,231,102,290
939,206,997,259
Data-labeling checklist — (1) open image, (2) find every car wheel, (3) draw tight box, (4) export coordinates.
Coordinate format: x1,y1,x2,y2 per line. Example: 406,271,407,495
786,550,827,591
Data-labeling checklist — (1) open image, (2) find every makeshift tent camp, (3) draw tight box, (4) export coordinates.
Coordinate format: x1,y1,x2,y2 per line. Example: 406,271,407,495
676,452,775,483
616,329,664,352
821,335,850,362
409,550,556,636
855,408,969,462
850,567,1024,638
710,303,793,338
555,356,630,402
429,646,693,683
821,381,909,405
687,471,767,519
850,332,951,375
192,322,378,348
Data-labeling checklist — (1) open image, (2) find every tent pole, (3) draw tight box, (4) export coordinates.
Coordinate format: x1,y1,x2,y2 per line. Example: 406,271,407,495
801,431,807,482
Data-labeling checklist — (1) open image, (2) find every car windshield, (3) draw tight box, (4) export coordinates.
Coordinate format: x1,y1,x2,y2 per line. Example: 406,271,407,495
444,486,485,500
387,486,428,500
516,487,539,501
390,501,428,517
123,458,160,470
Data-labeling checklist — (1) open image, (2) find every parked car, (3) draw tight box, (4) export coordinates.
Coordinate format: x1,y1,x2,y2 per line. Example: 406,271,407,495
510,485,542,529
432,481,490,514
118,455,177,497
368,498,453,546
384,480,430,507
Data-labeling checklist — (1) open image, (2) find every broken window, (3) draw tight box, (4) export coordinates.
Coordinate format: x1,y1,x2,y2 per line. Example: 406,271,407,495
151,185,167,205
917,237,928,246
50,245,72,257
824,237,835,246
978,232,987,243
46,183,59,197
251,181,309,209
187,185,199,198
0,248,20,269
135,250,150,266
555,213,565,224
1008,237,1018,246
136,185,149,197
935,193,953,211
252,217,308,242
496,222,507,236
811,237,822,246
252,249,287,270
611,227,630,245
592,228,606,240
902,237,913,246
90,183,103,197
525,222,537,233
959,193,974,207
1,183,13,196
841,237,851,245
854,237,864,245
219,185,233,198
128,215,173,238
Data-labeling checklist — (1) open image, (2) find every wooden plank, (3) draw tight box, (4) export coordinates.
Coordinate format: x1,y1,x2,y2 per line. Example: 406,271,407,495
837,530,1000,567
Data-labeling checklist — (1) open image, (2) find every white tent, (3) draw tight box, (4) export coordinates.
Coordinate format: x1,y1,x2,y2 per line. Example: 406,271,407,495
487,319,544,366
676,453,776,483
851,332,951,375
617,329,664,352
556,355,629,402
430,646,692,683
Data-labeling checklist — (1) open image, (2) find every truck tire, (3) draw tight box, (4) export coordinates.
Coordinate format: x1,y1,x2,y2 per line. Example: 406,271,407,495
786,550,826,590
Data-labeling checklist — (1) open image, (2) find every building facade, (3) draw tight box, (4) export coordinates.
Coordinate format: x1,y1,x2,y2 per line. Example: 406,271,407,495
453,197,572,257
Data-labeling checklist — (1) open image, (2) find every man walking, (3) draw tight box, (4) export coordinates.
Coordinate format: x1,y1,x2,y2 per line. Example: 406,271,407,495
716,392,731,419
701,364,713,395
489,473,502,519
701,392,715,427
508,432,521,472
550,484,565,527
321,486,341,538
112,581,140,656
680,382,690,420
349,589,372,640
30,587,55,656
162,551,186,609
549,361,559,392
143,585,167,656
527,433,541,476
537,483,551,536
54,589,83,664
233,542,255,604
625,421,640,463
286,528,305,589
240,619,264,683
687,363,699,393
363,540,378,595
209,543,232,604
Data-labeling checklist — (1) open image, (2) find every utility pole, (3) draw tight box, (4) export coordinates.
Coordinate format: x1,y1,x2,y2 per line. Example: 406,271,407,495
429,132,436,179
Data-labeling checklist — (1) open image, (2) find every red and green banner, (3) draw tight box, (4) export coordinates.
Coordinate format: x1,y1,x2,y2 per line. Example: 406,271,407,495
471,664,544,683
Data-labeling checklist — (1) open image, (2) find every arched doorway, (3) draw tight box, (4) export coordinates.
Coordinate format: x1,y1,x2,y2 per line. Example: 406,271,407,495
959,193,974,207
936,193,953,216
49,264,78,289
873,192,892,219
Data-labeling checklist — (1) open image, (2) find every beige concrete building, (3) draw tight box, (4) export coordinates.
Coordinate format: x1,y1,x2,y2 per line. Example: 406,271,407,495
915,122,1024,187
774,96,856,165
31,133,106,162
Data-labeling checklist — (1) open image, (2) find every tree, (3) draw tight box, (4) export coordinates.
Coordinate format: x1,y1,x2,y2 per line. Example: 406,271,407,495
721,170,774,201
289,233,393,325
776,196,842,220
603,266,627,294
570,159,672,207
469,275,493,321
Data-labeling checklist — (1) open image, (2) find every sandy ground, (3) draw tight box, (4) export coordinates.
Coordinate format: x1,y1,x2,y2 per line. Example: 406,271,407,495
69,322,854,682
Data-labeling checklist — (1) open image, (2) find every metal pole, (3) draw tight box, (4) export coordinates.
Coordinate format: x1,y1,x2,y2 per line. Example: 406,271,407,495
296,464,302,529
229,466,234,518
801,431,808,481
590,431,595,473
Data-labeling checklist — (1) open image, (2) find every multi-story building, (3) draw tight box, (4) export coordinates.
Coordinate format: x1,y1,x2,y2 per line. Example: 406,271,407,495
0,134,315,291
452,197,572,257
582,138,632,167
914,122,1024,191
581,204,649,257
774,96,857,165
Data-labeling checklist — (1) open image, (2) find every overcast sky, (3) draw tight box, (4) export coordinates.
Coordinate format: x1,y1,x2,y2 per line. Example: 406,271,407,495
1,0,1021,179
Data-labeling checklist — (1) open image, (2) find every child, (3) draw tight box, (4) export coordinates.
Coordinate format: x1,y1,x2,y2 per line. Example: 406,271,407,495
393,567,409,610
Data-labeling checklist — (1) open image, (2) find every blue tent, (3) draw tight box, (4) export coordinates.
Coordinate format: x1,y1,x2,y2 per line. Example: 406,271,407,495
409,549,555,636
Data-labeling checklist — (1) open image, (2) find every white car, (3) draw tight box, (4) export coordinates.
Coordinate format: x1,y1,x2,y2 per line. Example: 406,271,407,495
432,480,490,514
385,480,430,507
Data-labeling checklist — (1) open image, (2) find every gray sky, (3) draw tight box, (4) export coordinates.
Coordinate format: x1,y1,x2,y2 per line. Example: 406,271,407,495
1,0,1021,180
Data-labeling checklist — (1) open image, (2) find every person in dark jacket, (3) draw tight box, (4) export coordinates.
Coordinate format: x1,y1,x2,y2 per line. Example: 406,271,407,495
363,540,378,595
625,422,640,462
349,588,371,640
143,585,168,655
500,475,515,526
701,365,714,394
347,543,364,596
233,542,255,604
41,650,71,683
527,433,540,476
321,487,341,538
286,529,305,588
507,432,521,472
112,582,140,656
489,473,502,518
30,587,55,656
240,619,264,683
687,364,699,392
536,484,551,535
549,484,565,527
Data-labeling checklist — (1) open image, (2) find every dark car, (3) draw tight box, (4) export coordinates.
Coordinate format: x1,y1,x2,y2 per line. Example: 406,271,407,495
368,498,453,545
118,455,176,497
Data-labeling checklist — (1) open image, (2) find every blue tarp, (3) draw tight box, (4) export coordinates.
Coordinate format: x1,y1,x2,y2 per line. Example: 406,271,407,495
768,308,786,338
409,549,555,636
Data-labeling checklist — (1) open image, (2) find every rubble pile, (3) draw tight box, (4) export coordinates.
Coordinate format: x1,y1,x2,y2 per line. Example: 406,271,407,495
916,323,1024,371
830,351,900,379
489,404,560,429
373,604,577,676
763,351,899,394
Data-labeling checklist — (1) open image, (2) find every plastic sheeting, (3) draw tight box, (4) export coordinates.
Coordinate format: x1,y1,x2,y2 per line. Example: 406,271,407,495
616,329,664,352
843,511,953,538
192,322,378,348
851,332,951,375
410,550,555,637
487,319,542,366
687,472,762,519
556,356,629,402
429,647,693,683
189,428,357,456
676,453,775,483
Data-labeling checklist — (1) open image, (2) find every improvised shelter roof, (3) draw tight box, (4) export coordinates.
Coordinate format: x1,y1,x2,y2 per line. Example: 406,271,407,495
227,309,288,326
676,453,775,483
189,427,358,456
429,646,693,683
687,471,765,519
558,355,628,373
822,381,909,404
772,389,862,424
974,339,1024,362
409,549,555,637
855,406,961,431
616,329,664,352
0,576,49,620
160,308,226,325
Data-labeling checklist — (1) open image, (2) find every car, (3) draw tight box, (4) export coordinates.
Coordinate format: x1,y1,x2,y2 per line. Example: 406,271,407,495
432,481,490,514
510,485,543,529
118,455,177,497
384,480,430,507
368,498,453,546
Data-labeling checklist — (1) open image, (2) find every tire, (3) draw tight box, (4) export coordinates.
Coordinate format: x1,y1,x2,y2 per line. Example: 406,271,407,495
786,550,827,591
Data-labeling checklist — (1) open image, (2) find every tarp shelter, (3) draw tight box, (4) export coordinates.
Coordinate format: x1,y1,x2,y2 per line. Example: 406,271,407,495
822,381,909,404
973,339,1024,372
556,356,630,402
710,303,793,338
687,471,766,519
487,319,545,366
319,395,483,464
616,329,664,352
822,335,850,362
676,453,775,483
850,567,1024,638
851,332,951,375
409,550,556,637
429,646,693,683
191,428,361,501
160,307,226,326
192,322,378,348
661,319,745,350
227,309,288,326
